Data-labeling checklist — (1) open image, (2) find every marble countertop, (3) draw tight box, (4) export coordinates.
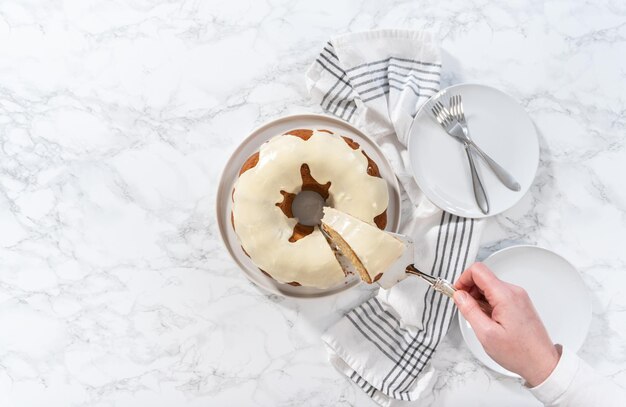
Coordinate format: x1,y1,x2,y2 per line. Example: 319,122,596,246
1,1,625,406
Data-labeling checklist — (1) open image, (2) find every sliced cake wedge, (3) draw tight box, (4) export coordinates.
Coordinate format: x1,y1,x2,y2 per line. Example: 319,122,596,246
321,207,406,285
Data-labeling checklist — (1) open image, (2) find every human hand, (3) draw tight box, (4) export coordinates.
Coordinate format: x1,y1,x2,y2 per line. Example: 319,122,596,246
453,262,560,386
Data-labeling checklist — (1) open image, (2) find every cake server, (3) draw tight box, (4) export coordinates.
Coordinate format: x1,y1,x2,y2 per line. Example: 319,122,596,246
385,233,492,314
320,228,455,295
379,233,456,295
321,227,492,313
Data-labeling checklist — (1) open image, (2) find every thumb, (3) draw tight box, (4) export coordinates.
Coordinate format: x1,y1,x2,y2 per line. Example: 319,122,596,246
454,291,497,338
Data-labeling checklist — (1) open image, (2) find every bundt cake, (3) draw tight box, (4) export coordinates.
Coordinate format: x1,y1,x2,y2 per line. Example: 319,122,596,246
231,128,389,289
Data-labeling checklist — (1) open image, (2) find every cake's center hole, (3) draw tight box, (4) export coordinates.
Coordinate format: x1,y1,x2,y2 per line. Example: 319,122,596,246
292,190,325,226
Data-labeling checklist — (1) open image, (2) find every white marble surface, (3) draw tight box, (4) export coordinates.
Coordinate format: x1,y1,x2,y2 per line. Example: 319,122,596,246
1,1,625,406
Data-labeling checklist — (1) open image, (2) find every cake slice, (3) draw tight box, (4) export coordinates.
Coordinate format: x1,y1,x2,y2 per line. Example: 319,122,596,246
321,207,406,285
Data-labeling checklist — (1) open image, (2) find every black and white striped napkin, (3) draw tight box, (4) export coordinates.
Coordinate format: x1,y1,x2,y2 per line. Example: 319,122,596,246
305,30,485,405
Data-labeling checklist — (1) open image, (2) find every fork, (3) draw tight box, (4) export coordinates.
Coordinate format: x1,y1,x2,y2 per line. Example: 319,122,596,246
431,101,490,214
449,95,521,191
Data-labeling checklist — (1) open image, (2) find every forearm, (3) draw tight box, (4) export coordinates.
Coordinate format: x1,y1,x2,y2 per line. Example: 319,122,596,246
529,346,626,407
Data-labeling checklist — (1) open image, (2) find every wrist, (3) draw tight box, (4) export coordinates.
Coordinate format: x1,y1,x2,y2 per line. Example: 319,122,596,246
522,344,561,387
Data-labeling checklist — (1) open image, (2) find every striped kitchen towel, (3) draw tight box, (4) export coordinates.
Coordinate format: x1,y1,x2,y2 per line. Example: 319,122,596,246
306,30,485,405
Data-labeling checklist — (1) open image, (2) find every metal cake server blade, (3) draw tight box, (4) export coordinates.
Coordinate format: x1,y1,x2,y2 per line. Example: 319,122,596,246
378,233,456,298
373,232,415,289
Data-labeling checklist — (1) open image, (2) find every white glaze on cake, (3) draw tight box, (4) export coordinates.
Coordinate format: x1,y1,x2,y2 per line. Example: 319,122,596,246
232,130,389,289
321,207,405,283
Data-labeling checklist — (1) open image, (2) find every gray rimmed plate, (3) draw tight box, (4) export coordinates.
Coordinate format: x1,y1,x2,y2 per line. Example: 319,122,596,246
216,114,401,298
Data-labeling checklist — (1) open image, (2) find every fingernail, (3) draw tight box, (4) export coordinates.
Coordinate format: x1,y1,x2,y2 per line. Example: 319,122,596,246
456,291,467,305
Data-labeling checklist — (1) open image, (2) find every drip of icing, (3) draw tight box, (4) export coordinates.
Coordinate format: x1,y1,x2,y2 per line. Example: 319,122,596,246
232,130,389,289
321,207,404,283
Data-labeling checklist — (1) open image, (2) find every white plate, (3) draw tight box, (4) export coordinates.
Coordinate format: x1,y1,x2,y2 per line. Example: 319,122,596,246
458,246,592,377
216,114,401,298
408,84,539,218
